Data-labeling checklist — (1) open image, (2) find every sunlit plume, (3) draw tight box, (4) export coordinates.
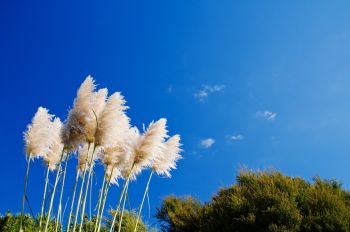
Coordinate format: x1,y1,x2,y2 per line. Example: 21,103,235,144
124,119,168,180
24,107,54,160
43,118,65,171
61,76,108,151
95,92,130,148
153,134,183,177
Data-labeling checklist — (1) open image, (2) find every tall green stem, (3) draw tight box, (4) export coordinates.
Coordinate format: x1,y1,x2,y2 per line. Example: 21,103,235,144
94,174,106,232
97,165,116,232
39,166,50,232
66,170,80,232
79,144,96,232
90,170,93,221
20,156,31,232
117,182,129,232
55,154,69,232
72,143,91,232
109,176,131,232
44,148,65,232
97,183,109,232
134,170,154,232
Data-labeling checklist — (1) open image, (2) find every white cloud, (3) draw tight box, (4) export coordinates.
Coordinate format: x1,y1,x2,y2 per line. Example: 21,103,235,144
200,138,215,148
229,134,244,141
165,86,173,93
194,84,226,102
256,110,277,120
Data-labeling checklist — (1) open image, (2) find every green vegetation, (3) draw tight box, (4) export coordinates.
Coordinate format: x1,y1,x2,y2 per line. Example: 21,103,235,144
105,210,148,232
7,170,350,231
156,170,350,232
0,212,56,232
0,210,148,232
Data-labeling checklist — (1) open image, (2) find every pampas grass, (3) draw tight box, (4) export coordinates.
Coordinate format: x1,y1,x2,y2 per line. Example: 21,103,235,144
133,134,182,232
72,143,92,232
22,107,55,232
110,119,169,231
95,146,126,232
39,118,65,231
62,76,107,232
153,134,183,178
43,117,65,232
21,76,183,232
61,76,107,150
93,91,130,232
131,118,168,175
95,92,130,148
24,107,54,159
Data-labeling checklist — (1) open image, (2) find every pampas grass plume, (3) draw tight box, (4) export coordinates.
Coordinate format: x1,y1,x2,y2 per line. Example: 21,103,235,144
43,117,65,170
24,107,54,159
125,119,168,180
95,92,130,148
61,76,108,150
153,134,183,177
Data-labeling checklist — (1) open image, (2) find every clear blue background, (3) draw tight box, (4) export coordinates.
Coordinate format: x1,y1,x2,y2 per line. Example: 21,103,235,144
1,0,350,228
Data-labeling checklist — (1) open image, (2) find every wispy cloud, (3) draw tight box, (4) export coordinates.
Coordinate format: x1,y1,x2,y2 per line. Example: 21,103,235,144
194,84,226,102
165,85,173,94
256,110,277,120
229,134,244,141
200,138,215,148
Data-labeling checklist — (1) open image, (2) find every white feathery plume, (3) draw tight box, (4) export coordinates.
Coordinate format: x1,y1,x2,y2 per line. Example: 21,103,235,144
105,164,122,185
120,126,142,180
134,118,168,167
24,107,54,160
95,92,130,148
93,88,108,117
153,134,183,177
100,138,133,185
84,88,108,142
61,76,108,151
124,119,168,180
43,117,65,171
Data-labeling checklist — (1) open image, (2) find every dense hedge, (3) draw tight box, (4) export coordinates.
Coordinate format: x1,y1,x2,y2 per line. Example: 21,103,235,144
156,170,350,232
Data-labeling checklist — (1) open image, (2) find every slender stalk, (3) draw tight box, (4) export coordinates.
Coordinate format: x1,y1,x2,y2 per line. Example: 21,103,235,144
55,154,69,232
66,170,80,232
20,156,31,232
134,170,154,232
90,170,93,221
79,144,97,232
117,182,129,232
72,143,91,232
94,184,109,232
44,148,65,232
97,165,116,232
109,176,131,232
97,182,110,232
39,166,50,232
93,174,106,232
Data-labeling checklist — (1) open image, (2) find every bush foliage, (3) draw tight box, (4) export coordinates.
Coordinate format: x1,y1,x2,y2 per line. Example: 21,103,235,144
156,170,350,232
0,210,147,232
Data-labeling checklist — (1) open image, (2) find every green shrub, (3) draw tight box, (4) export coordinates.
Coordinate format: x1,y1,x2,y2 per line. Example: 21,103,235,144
156,170,350,232
0,212,56,232
105,210,147,232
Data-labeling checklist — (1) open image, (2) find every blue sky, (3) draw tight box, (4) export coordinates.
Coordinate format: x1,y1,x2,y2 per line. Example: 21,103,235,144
1,0,350,227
